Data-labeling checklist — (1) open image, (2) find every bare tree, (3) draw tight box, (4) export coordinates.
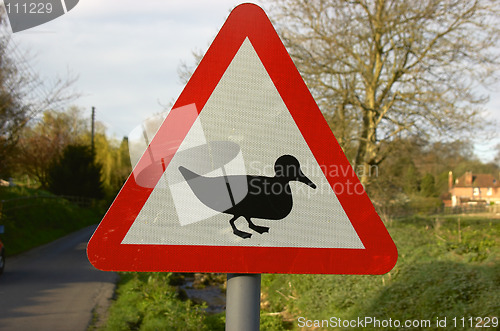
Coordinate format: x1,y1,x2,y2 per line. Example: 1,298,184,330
494,143,500,167
0,10,78,176
267,0,500,185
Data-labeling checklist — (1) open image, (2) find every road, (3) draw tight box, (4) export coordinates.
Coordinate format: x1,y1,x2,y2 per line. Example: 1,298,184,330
0,225,117,331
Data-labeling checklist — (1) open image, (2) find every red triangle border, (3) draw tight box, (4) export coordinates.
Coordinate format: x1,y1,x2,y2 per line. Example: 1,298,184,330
87,3,397,274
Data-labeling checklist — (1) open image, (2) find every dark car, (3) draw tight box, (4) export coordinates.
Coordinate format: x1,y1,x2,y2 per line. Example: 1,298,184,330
0,225,4,275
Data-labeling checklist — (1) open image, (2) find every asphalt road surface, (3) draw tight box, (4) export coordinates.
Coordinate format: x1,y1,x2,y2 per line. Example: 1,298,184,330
0,225,117,331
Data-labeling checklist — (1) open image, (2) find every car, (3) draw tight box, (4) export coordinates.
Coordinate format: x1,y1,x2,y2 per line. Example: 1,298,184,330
0,225,4,275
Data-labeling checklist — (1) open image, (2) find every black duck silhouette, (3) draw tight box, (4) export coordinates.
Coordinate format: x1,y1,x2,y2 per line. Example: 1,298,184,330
178,154,316,238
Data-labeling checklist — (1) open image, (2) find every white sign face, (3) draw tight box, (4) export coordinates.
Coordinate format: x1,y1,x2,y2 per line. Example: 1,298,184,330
122,38,364,249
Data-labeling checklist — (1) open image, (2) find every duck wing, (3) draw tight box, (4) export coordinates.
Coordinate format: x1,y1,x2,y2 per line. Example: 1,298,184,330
178,166,248,213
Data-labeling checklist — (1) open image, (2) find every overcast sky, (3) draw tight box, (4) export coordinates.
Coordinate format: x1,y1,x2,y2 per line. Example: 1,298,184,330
4,0,499,162
7,1,265,136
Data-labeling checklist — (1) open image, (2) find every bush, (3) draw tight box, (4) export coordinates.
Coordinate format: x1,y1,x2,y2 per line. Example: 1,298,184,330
47,144,104,199
104,272,224,331
260,216,499,330
408,196,443,215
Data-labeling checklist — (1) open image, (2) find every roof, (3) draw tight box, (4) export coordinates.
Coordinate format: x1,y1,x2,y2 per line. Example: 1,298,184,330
454,173,500,188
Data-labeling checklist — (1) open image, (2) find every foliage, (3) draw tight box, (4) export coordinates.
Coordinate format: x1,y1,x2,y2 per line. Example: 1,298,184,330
0,15,29,175
13,107,88,188
420,173,437,197
403,162,420,196
103,271,292,331
103,272,224,331
268,0,500,185
0,186,100,255
47,144,104,199
0,10,78,177
261,216,499,330
366,137,499,208
92,133,131,200
102,216,498,330
11,106,131,201
408,196,443,215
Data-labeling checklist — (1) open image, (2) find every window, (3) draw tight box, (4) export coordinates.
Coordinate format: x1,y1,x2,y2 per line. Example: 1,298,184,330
487,187,492,196
473,187,480,196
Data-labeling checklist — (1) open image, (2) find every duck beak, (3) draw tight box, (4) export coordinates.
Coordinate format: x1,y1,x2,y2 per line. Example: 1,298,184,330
299,170,316,189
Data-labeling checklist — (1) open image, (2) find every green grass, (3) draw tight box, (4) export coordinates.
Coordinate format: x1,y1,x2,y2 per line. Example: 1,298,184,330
2,188,495,331
0,186,102,255
99,214,499,330
101,272,225,331
5,184,494,330
261,215,499,330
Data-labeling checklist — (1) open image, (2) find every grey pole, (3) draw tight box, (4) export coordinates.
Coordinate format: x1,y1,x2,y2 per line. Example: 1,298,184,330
226,273,261,331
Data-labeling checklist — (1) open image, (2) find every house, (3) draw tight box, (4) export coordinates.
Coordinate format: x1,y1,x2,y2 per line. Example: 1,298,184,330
448,171,500,207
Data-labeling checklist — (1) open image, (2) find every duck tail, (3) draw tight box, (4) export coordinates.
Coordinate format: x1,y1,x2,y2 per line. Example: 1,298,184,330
178,166,200,181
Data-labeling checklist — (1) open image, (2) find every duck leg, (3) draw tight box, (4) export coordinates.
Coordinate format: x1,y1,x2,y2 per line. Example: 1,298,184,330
229,215,252,239
245,217,269,234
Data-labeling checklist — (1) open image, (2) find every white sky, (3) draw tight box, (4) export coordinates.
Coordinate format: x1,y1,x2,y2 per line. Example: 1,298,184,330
3,0,500,162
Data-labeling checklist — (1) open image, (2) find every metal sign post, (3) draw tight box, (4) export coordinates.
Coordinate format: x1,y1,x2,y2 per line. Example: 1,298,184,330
226,273,261,331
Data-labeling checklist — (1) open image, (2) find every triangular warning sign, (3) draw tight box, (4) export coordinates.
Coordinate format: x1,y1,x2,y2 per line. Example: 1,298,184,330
87,3,397,274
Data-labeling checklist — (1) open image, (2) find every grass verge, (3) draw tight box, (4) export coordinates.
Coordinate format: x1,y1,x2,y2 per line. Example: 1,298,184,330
99,215,499,330
0,186,102,256
101,272,225,330
261,215,499,330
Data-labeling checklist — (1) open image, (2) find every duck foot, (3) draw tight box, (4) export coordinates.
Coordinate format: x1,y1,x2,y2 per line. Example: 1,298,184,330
233,229,252,239
246,218,269,234
229,216,253,239
249,224,269,234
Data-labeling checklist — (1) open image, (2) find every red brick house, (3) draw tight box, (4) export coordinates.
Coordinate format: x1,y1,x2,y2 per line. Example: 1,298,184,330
449,171,500,206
